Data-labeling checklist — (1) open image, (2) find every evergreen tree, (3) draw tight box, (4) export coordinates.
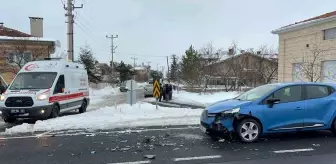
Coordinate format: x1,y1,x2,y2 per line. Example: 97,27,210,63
150,70,163,80
115,61,135,83
181,45,201,86
78,45,102,83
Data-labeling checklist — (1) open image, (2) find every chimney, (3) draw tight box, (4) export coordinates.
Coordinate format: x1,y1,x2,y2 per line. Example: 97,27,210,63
228,48,234,56
29,17,43,37
240,50,245,54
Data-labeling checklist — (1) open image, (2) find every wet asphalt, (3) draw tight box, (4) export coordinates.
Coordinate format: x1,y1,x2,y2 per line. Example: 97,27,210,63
1,125,336,164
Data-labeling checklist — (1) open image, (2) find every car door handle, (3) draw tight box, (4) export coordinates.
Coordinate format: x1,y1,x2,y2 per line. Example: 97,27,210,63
294,107,302,110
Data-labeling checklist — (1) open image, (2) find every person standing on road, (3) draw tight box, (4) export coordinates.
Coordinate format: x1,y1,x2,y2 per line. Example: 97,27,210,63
159,83,164,102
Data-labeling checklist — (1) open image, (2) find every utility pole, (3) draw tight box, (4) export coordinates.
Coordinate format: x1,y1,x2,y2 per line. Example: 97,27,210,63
146,61,151,80
166,56,170,82
131,57,138,68
106,34,118,77
64,0,83,62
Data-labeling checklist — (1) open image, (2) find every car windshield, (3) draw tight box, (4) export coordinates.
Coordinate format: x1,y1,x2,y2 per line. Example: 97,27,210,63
9,72,57,90
235,84,279,101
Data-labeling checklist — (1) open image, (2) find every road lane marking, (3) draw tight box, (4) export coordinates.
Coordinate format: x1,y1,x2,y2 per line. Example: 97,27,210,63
273,148,314,153
107,160,151,164
36,131,53,137
173,155,222,161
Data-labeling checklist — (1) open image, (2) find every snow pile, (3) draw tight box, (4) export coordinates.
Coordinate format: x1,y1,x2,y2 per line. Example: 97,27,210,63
90,86,119,104
137,82,148,88
4,103,203,134
172,91,240,107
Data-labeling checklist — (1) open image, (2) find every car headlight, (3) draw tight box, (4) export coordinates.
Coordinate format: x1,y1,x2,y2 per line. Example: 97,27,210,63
36,94,48,100
0,95,5,101
221,107,240,114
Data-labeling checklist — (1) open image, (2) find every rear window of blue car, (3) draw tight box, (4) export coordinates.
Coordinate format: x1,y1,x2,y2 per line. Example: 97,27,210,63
305,85,335,100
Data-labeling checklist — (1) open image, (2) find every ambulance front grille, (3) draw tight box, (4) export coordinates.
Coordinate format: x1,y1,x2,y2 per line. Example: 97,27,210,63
5,97,34,107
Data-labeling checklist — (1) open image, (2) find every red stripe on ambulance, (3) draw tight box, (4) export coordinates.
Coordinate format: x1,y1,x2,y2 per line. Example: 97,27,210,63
49,92,88,103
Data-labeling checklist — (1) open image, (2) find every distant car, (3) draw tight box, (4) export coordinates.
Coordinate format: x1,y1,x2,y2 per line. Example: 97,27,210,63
200,82,336,143
144,84,153,97
119,86,129,92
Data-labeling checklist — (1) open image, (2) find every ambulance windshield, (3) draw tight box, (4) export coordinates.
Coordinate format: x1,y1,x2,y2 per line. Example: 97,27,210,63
10,72,57,90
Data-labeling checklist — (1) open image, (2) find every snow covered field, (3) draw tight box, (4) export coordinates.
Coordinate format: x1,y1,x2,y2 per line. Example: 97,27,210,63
172,91,240,107
4,103,202,134
89,86,119,104
2,87,240,134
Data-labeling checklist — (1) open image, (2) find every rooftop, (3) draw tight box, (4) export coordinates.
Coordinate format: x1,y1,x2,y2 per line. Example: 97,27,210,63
272,11,336,34
0,23,55,42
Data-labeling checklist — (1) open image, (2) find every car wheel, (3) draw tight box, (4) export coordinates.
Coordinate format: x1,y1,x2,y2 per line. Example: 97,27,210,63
50,105,60,118
79,100,87,113
3,118,16,123
237,119,261,143
331,118,336,136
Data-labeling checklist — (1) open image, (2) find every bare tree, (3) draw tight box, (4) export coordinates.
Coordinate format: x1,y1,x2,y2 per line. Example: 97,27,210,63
222,41,241,91
198,41,224,92
293,35,331,82
0,39,52,75
253,45,278,85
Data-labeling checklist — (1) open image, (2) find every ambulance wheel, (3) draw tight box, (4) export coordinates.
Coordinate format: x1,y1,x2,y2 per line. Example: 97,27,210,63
50,105,60,118
79,100,87,113
3,118,16,123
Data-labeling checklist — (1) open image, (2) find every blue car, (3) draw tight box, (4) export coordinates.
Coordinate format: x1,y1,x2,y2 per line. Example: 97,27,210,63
200,82,336,142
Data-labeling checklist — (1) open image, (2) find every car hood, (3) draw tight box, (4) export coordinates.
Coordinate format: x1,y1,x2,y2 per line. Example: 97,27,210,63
206,99,251,113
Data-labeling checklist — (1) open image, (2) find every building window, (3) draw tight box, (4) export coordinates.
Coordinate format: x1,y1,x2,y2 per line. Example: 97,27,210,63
321,60,336,82
292,63,304,82
7,52,32,65
324,27,336,40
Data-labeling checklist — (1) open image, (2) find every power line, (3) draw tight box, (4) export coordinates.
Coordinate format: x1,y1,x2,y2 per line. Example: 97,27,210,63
74,22,96,41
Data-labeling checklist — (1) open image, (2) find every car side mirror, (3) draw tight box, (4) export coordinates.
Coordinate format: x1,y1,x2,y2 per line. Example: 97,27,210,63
266,98,280,108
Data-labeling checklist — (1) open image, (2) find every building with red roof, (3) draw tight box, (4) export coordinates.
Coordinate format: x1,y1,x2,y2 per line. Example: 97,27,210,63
0,17,56,84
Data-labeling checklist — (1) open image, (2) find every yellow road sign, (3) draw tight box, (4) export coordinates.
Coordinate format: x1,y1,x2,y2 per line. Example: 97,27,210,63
153,79,160,98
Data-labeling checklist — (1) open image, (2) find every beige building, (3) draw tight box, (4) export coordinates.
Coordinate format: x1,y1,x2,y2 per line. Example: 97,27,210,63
272,11,336,82
0,17,56,84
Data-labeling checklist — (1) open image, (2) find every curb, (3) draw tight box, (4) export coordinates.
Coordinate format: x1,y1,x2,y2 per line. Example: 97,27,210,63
146,100,205,109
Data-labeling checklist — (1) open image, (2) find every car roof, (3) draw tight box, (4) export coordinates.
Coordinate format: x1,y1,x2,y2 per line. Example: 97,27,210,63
269,82,336,88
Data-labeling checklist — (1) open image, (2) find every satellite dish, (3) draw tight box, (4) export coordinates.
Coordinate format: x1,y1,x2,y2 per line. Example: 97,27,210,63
55,40,61,48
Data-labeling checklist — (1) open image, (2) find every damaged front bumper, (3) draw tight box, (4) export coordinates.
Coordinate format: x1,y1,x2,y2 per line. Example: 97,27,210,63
200,111,236,134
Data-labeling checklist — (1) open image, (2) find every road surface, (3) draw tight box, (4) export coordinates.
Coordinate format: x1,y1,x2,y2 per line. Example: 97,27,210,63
0,125,336,164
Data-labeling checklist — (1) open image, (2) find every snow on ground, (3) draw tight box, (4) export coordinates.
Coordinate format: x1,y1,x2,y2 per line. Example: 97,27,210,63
89,86,119,104
172,90,240,107
136,82,148,88
4,103,203,134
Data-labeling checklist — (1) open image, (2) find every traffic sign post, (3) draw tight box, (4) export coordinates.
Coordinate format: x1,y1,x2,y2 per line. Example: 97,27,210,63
153,79,160,109
126,80,137,106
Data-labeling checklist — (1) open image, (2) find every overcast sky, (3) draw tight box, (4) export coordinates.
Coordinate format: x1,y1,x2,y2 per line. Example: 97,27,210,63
1,0,335,69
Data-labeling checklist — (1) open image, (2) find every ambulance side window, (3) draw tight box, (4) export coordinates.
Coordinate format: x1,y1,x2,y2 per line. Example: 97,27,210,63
54,75,65,94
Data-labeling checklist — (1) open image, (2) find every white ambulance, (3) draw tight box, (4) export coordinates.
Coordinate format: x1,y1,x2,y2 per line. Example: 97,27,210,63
0,58,89,123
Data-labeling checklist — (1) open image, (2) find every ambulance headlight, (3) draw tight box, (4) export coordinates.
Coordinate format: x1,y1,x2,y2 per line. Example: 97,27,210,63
0,95,5,101
36,94,48,100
